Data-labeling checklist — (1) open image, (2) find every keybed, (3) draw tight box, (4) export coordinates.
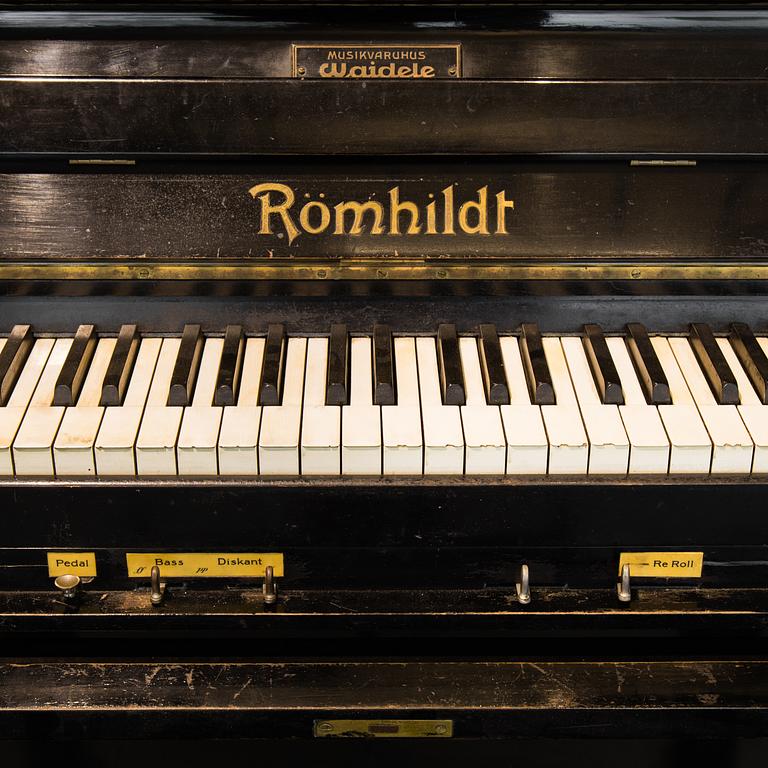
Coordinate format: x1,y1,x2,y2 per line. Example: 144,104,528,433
3,324,768,477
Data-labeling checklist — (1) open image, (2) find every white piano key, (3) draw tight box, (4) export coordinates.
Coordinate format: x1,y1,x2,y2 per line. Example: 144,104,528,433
605,336,670,474
382,337,423,475
416,336,464,475
561,336,629,475
540,337,589,474
218,338,264,476
301,337,341,476
13,337,73,476
136,337,183,476
459,336,505,474
498,336,548,475
651,336,712,473
177,338,224,476
716,337,768,473
95,338,162,476
53,337,115,476
342,337,382,475
669,336,753,474
259,337,307,476
0,338,54,475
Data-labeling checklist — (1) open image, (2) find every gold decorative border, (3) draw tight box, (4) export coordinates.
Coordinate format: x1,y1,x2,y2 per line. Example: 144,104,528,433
291,43,462,78
0,261,765,281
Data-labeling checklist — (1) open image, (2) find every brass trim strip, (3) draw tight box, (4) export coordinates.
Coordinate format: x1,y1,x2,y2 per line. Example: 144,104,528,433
0,261,766,281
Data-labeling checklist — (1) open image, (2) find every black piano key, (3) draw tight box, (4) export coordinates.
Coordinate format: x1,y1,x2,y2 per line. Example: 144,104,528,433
689,322,739,405
167,324,203,407
53,324,97,406
259,323,286,406
583,323,624,405
326,323,349,406
519,323,555,405
625,322,671,405
100,324,139,406
437,323,466,406
478,323,509,405
214,325,245,406
0,324,33,406
373,323,396,406
729,322,768,404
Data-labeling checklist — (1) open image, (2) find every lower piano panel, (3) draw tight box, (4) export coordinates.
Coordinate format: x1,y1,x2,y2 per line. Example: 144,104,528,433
1,659,766,740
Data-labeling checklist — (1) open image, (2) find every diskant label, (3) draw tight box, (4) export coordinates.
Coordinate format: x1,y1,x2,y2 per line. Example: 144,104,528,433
47,552,97,578
125,553,284,578
619,552,703,578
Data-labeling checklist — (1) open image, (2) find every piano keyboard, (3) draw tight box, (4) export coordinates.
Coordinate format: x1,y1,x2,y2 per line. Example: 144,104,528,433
3,321,768,477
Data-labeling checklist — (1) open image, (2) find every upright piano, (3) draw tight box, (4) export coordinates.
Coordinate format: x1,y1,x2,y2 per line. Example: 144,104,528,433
1,0,768,755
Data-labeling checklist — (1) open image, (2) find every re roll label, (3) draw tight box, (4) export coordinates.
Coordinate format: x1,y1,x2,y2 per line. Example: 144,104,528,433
619,552,703,578
47,552,97,578
125,553,284,578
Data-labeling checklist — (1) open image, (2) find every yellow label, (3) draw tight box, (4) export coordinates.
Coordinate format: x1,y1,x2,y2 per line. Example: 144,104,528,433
314,720,453,738
619,552,703,578
125,553,283,578
47,552,97,578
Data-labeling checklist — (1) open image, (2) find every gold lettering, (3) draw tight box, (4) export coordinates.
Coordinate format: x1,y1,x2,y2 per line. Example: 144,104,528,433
495,190,515,234
334,200,385,235
442,186,455,235
458,186,489,235
388,187,421,235
299,200,331,234
425,198,438,235
248,183,300,245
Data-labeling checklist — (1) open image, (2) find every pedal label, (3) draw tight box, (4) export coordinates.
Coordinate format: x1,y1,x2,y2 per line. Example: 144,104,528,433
619,552,703,578
125,553,284,578
47,552,97,578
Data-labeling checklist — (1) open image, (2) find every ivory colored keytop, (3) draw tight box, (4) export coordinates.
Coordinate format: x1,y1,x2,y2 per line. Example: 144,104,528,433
669,336,752,473
459,336,505,474
560,336,629,475
13,337,73,476
382,337,422,474
0,338,54,475
651,336,712,474
53,337,116,476
301,337,341,475
177,337,225,476
259,337,307,475
717,336,768,472
136,337,183,476
540,337,589,474
417,336,464,475
606,336,670,474
498,336,548,475
218,337,264,476
95,338,161,476
342,336,382,475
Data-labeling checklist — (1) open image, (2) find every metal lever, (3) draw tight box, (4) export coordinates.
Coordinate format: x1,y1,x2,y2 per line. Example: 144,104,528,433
54,574,81,602
515,564,531,605
263,565,278,606
617,563,632,603
150,565,166,607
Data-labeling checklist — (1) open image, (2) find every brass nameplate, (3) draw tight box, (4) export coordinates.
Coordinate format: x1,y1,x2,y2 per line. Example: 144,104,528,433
292,44,461,79
314,719,453,738
47,552,97,578
125,553,284,578
619,552,703,578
